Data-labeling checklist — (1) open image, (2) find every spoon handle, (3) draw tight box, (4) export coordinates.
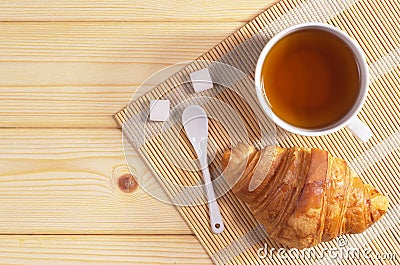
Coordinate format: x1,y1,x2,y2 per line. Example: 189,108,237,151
202,166,225,234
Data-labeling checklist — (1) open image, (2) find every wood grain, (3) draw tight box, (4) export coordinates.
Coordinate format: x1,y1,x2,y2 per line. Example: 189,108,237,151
0,235,211,264
0,128,190,234
0,22,242,63
0,22,243,128
0,0,276,22
0,85,143,128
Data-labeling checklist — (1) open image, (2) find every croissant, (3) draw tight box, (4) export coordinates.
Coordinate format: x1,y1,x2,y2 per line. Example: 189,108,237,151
221,143,389,249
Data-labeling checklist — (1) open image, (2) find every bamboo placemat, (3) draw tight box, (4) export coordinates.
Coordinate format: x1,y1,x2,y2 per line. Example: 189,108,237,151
114,0,400,264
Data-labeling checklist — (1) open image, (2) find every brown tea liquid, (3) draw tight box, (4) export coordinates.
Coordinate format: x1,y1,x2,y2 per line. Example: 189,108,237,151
261,28,360,129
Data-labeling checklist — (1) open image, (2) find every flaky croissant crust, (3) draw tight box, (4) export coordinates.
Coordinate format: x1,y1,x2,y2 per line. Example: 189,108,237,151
222,143,389,249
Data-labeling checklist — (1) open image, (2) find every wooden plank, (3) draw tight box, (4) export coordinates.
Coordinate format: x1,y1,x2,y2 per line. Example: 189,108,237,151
0,22,242,63
0,128,191,234
0,0,277,22
0,235,211,264
0,22,243,128
0,85,144,128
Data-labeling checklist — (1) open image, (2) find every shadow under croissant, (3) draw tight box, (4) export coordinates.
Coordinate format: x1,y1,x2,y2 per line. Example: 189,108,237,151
221,143,389,249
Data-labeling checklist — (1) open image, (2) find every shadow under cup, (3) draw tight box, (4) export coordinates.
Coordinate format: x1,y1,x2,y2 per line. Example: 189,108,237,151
256,23,369,136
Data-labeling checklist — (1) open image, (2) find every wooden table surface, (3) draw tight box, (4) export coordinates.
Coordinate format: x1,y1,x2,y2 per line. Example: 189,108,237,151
0,1,278,264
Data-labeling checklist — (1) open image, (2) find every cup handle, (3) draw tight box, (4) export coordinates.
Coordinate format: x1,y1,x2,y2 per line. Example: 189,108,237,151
346,117,373,143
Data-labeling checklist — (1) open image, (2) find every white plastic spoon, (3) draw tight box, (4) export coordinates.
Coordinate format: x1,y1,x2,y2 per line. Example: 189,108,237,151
182,105,224,234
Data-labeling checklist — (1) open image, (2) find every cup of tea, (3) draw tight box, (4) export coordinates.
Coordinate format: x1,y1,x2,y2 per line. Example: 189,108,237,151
255,22,372,142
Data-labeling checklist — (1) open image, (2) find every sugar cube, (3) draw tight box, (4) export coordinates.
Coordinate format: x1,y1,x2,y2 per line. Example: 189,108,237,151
149,99,170,121
190,68,213,93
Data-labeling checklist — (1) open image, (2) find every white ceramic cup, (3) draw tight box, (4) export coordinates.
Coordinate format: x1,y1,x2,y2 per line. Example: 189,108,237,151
255,22,372,142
